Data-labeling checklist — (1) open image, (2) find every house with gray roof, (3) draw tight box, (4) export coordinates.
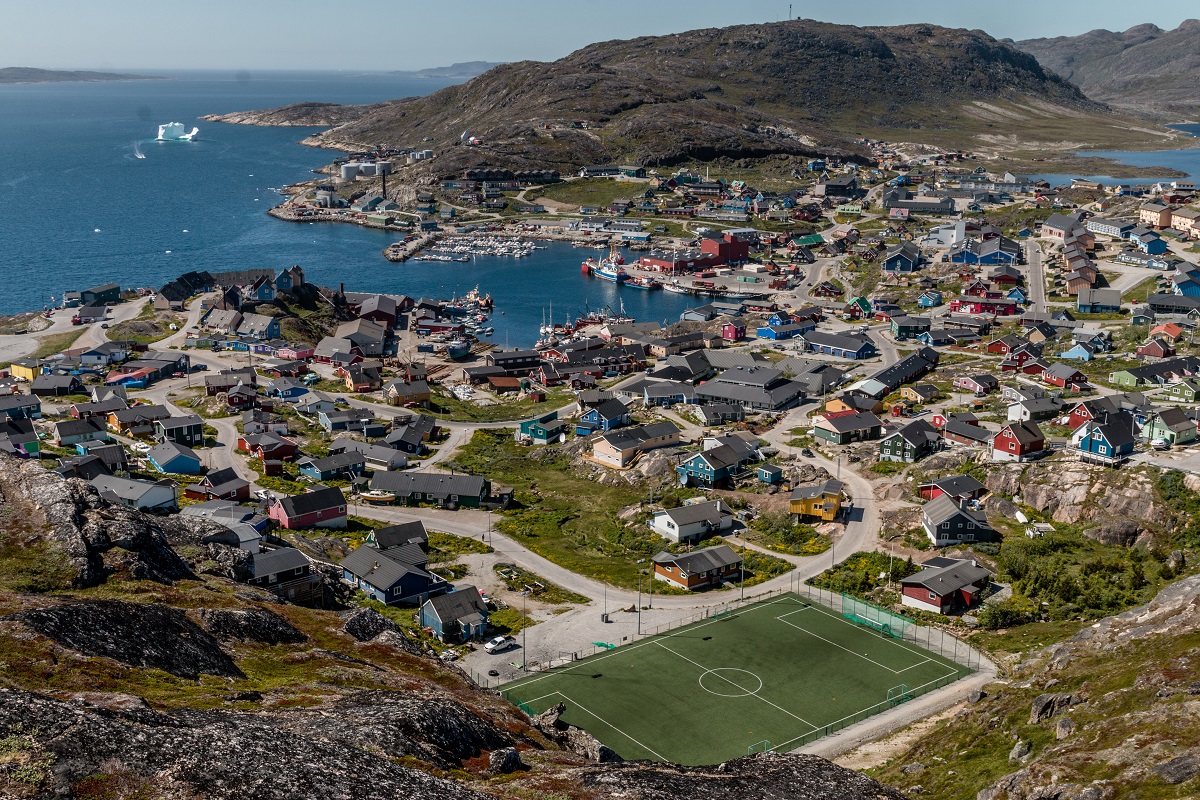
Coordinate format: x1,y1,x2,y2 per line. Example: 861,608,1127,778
900,557,992,615
652,545,743,591
340,541,447,606
922,494,995,547
650,499,735,543
419,586,488,642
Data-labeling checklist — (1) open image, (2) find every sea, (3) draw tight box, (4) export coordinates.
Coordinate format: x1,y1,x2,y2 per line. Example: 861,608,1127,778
1027,123,1200,187
0,69,699,347
5,72,1200,346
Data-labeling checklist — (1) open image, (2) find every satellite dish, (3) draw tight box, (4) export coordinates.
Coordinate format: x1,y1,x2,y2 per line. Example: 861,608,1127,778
679,473,688,486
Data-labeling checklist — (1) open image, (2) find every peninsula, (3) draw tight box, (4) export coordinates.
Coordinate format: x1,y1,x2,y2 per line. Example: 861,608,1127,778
0,66,158,84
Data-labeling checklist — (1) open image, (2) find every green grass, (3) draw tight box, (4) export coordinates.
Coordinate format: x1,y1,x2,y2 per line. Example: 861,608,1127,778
427,387,574,423
535,178,647,209
30,329,86,360
493,563,590,605
744,511,830,556
1121,277,1157,305
500,593,970,764
448,430,685,589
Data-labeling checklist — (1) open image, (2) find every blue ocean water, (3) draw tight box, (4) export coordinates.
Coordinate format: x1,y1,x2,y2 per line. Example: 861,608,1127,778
1028,124,1200,186
0,70,702,345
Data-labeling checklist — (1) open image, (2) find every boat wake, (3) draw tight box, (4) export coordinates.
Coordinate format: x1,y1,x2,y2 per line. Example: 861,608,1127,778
133,140,145,159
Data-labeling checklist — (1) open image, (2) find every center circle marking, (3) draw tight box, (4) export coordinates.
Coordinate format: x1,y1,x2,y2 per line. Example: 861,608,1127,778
698,667,763,697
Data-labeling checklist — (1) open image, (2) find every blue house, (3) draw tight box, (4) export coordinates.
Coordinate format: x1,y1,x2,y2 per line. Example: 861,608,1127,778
1073,417,1136,466
756,323,804,340
767,312,792,327
269,377,310,401
1058,342,1097,362
882,242,921,273
340,542,448,605
576,398,631,434
676,444,744,488
1132,230,1168,254
757,464,783,484
1007,287,1028,304
644,382,696,407
917,290,943,308
297,452,365,482
146,441,202,475
419,585,489,643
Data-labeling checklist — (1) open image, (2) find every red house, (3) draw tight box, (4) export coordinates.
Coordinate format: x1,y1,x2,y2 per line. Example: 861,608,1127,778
1018,358,1051,376
1137,338,1176,359
183,467,251,501
1064,397,1123,430
699,232,751,263
986,334,1027,355
992,421,1045,462
900,557,992,615
267,486,347,530
917,475,986,503
721,321,746,342
1042,363,1088,390
226,384,258,410
238,432,300,462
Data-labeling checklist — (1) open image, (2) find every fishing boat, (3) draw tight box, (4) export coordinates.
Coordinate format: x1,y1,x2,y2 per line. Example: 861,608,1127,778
624,275,662,290
583,245,628,283
358,491,395,506
663,279,692,294
447,339,472,360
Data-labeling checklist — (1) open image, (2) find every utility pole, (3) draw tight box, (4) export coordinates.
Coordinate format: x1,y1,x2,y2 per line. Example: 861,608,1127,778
521,590,529,672
637,579,642,635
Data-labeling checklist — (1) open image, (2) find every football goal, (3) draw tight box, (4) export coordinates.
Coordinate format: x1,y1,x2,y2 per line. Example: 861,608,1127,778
842,593,911,639
748,740,773,755
887,684,914,705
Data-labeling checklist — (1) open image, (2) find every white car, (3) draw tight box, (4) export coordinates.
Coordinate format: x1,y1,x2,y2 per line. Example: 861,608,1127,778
1151,438,1171,451
484,635,517,654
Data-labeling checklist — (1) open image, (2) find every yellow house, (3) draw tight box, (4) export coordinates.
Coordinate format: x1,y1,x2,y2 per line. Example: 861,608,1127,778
789,479,844,521
899,384,938,404
9,358,44,383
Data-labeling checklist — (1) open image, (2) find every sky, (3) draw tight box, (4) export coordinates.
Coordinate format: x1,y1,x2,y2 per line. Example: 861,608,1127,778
4,0,1199,71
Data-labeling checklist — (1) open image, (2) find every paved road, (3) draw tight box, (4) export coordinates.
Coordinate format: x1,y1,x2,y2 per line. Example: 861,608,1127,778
1025,242,1047,313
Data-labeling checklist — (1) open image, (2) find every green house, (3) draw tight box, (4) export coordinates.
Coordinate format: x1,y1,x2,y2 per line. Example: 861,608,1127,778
1163,379,1200,404
1107,369,1142,389
1141,408,1198,445
878,419,941,463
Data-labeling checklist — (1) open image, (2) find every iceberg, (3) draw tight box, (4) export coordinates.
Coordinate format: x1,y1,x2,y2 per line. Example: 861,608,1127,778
157,122,198,141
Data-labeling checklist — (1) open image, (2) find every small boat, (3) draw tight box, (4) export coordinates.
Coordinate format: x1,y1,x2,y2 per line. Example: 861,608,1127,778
624,275,661,290
663,280,692,294
484,327,494,335
447,339,472,360
359,491,395,506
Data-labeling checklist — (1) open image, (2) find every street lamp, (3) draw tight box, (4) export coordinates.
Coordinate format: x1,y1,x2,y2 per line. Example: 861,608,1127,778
521,590,530,672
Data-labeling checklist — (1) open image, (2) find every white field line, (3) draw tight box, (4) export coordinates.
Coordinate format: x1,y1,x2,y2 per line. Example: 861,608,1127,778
543,690,671,761
652,640,818,733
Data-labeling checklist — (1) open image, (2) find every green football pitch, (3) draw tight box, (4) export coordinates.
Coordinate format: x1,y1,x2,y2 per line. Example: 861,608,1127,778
500,593,971,765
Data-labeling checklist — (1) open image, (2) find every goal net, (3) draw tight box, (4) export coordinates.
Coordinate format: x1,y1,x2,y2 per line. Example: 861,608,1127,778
842,593,911,639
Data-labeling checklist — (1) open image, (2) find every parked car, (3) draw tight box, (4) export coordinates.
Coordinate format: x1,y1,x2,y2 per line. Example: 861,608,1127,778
484,635,517,654
801,448,814,458
1151,438,1171,451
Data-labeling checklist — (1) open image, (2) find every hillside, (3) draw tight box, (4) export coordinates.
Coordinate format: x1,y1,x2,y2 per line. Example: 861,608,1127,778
206,20,1181,177
0,456,903,799
1018,20,1200,118
0,67,156,84
395,61,505,79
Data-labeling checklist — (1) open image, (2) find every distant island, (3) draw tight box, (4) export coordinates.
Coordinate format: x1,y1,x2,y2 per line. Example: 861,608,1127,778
393,61,504,79
0,67,160,84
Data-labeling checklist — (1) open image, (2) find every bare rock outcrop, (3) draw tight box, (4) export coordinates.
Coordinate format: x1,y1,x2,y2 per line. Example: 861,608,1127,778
984,462,1164,533
5,600,243,680
575,752,907,799
534,701,623,763
195,607,307,645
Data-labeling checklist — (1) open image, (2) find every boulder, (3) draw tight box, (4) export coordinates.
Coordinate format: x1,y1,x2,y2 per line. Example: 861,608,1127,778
342,607,403,642
1029,693,1075,724
1055,717,1075,740
196,608,307,645
488,747,524,774
968,689,988,704
1153,755,1200,785
1008,740,1031,763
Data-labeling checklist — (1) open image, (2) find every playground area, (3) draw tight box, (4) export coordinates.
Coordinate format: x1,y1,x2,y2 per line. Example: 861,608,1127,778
501,592,973,765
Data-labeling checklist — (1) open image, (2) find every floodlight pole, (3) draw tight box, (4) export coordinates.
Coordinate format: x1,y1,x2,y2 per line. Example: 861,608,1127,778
637,579,642,635
522,590,528,672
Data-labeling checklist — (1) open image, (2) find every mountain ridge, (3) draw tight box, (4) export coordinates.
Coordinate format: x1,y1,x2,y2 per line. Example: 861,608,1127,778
205,19,1181,178
1018,20,1200,118
0,67,159,84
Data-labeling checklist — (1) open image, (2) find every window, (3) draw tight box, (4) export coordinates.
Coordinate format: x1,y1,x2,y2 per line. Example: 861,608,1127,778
663,566,673,573
928,591,937,600
1009,441,1016,450
940,522,949,530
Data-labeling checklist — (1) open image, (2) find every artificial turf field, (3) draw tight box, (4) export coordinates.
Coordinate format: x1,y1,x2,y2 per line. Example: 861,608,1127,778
501,593,971,764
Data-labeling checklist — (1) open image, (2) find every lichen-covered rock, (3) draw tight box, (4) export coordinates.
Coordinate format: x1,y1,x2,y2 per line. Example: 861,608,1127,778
574,752,907,799
0,689,488,800
985,462,1165,532
1029,692,1076,724
195,607,306,645
1009,740,1031,763
5,600,242,679
533,701,623,763
342,606,403,641
1055,717,1075,740
1153,754,1200,785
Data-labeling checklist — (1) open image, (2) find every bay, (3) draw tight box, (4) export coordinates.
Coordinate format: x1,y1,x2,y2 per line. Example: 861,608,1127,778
0,69,706,346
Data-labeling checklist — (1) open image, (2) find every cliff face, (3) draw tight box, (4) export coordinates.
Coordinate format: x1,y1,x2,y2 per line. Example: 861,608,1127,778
0,453,908,799
1018,20,1200,118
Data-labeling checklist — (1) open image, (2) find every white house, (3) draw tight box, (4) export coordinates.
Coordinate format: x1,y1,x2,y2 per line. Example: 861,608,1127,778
89,475,178,512
650,499,735,544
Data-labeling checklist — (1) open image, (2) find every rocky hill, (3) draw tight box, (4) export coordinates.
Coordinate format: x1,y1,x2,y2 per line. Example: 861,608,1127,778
205,20,1175,177
1017,20,1200,118
0,455,905,799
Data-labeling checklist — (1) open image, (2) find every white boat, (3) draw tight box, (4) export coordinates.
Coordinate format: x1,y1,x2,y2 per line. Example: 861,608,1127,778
157,122,199,141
